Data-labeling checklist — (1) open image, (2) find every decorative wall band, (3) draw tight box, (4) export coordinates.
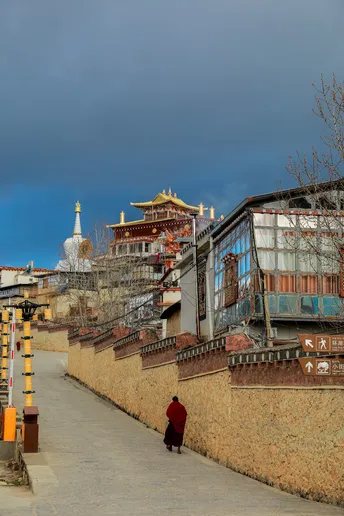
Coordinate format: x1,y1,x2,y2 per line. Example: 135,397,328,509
141,336,176,355
113,330,141,349
176,336,226,362
228,343,335,367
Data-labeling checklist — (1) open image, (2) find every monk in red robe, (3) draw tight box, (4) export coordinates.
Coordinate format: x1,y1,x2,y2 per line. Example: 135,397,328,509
164,396,187,454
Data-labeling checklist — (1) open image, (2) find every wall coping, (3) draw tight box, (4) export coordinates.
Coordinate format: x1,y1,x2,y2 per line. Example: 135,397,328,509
68,328,80,340
227,342,337,368
113,330,141,349
78,332,94,342
93,328,113,344
176,335,227,362
141,335,176,355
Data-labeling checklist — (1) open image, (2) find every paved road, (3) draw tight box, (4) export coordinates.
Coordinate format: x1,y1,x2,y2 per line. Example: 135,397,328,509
1,350,343,516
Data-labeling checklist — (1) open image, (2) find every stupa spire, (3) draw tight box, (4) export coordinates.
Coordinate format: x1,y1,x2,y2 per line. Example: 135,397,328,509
73,201,82,236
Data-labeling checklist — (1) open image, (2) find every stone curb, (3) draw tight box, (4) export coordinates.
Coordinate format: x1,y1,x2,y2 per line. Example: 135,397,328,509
18,450,58,496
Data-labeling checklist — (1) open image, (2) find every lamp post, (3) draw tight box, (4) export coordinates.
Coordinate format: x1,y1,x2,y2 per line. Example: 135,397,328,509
5,292,51,452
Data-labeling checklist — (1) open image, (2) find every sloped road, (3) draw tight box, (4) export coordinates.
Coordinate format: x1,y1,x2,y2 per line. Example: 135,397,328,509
1,350,343,516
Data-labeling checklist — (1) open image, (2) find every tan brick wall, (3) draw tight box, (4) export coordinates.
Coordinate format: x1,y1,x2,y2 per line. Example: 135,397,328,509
180,370,232,465
67,343,344,506
16,326,69,352
228,387,344,505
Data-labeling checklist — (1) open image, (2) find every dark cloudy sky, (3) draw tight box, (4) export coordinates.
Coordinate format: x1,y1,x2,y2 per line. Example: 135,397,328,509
1,0,343,268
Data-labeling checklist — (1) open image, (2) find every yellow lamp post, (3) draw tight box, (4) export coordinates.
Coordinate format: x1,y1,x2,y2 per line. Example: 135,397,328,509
0,310,9,392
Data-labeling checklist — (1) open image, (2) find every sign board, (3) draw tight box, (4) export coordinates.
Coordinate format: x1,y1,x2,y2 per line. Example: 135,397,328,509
298,357,344,376
298,334,344,354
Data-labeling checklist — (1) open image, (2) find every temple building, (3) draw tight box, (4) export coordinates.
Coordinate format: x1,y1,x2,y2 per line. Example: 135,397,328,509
56,202,92,272
106,189,215,327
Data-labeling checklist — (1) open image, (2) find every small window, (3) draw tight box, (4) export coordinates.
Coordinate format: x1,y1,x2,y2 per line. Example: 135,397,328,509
323,297,341,316
255,228,274,248
277,214,296,228
278,252,296,271
299,232,317,251
254,213,274,226
277,230,296,250
301,296,319,315
278,295,298,314
300,215,318,229
145,243,151,253
268,295,277,313
289,197,311,209
299,254,317,273
223,253,238,308
258,250,275,270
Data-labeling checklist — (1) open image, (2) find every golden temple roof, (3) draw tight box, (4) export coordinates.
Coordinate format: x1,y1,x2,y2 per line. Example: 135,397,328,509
130,190,199,211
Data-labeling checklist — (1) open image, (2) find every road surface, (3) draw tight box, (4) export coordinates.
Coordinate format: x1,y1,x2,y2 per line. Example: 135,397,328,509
1,350,343,516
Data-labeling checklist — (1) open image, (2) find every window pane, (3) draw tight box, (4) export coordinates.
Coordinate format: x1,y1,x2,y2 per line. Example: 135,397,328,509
245,253,250,273
268,295,277,313
300,215,317,228
299,232,317,251
322,297,341,316
322,276,339,294
277,214,296,228
255,294,263,313
277,230,296,250
258,250,275,270
299,254,317,273
301,276,318,293
265,274,275,291
319,216,341,231
301,296,319,315
278,295,298,314
320,233,338,253
321,255,339,274
255,228,274,248
254,213,274,226
278,275,296,293
278,252,296,271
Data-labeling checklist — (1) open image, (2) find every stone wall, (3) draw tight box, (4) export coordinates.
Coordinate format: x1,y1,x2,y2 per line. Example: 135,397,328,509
66,331,344,507
15,324,70,352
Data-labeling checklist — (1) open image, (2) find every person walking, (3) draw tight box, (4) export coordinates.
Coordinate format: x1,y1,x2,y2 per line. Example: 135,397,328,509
16,341,21,352
164,396,187,454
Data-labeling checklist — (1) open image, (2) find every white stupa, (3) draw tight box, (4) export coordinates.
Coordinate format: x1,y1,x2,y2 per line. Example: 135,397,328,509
56,201,92,272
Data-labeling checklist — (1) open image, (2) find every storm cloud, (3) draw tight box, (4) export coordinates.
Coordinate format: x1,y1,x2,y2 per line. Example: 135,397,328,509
0,0,343,266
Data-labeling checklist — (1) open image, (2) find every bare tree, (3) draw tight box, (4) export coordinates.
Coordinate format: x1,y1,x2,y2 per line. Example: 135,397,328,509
55,223,162,329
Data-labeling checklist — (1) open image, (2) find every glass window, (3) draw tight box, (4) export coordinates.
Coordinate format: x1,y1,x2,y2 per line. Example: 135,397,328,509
215,272,222,292
277,230,296,250
268,295,277,313
255,228,274,248
278,295,298,314
301,296,319,315
278,252,296,271
277,214,296,228
145,243,151,253
300,215,317,229
258,250,275,270
254,213,274,226
319,216,340,231
245,252,250,273
320,233,338,253
278,275,296,293
321,255,339,274
299,232,317,251
254,294,263,313
322,297,341,317
129,243,135,253
299,254,317,273
265,274,275,291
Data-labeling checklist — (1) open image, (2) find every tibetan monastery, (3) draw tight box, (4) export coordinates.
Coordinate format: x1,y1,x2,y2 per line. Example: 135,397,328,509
108,188,215,261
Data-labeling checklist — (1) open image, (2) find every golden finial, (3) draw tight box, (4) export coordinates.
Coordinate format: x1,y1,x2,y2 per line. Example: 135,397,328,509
199,202,204,217
168,187,172,196
210,206,215,220
220,214,225,221
120,211,125,224
75,201,81,213
162,189,166,194
174,193,177,198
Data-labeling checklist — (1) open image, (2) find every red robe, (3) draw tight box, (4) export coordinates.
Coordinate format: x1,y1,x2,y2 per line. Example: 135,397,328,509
166,401,187,434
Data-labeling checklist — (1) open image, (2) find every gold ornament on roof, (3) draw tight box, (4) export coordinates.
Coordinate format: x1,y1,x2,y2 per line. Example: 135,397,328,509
75,201,81,213
152,228,157,234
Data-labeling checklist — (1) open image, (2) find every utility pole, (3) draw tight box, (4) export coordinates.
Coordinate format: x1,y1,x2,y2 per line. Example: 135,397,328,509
191,213,201,341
